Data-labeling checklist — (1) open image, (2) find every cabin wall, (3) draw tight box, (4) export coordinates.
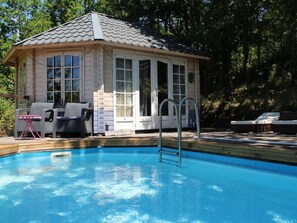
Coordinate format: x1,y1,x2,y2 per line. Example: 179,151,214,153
187,58,200,107
102,46,115,133
18,45,202,134
14,53,28,108
93,45,105,134
24,51,34,101
35,49,46,102
90,45,115,134
84,46,95,104
26,47,95,104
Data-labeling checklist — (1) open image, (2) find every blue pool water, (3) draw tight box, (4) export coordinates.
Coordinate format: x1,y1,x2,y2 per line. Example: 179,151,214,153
0,147,297,223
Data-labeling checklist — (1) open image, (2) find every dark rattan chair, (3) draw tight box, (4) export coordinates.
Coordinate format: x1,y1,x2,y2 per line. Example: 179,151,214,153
54,103,93,137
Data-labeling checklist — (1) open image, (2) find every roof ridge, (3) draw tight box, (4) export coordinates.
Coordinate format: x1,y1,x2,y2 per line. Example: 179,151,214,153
91,12,104,40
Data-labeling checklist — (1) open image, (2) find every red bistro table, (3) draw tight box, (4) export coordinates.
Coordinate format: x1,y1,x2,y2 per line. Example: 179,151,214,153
18,114,42,140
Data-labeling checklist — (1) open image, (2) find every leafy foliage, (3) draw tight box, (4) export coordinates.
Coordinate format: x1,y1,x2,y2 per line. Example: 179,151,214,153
1,0,297,134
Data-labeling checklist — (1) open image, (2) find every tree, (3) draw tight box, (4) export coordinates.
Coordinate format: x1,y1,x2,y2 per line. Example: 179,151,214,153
0,0,48,135
1,0,297,132
44,0,84,26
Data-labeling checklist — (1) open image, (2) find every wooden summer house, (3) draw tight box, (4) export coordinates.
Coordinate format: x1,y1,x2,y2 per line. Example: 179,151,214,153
3,12,208,135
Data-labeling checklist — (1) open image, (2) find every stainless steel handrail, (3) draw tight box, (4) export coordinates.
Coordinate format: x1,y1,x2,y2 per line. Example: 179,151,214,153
179,97,200,139
159,99,181,166
159,97,200,167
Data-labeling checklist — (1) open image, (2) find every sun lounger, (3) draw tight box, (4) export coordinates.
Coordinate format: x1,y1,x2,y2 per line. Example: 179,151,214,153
231,112,280,133
272,111,297,134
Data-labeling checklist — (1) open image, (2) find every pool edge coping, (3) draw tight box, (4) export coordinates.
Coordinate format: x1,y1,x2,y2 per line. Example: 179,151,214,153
1,135,297,166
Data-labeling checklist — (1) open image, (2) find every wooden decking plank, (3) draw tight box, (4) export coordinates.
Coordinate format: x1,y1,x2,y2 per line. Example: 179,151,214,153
0,133,296,165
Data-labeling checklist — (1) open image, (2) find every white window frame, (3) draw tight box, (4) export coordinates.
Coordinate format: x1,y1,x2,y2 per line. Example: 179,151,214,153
172,63,187,115
45,51,82,105
112,49,188,130
113,51,136,123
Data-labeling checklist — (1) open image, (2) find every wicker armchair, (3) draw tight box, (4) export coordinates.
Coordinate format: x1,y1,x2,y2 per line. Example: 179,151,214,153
54,103,93,137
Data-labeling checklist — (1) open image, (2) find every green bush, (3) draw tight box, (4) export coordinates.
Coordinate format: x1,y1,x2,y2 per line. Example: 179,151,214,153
0,98,15,136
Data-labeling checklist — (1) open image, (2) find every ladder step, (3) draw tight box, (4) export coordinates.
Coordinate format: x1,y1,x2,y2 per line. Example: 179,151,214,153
160,157,179,164
159,149,179,155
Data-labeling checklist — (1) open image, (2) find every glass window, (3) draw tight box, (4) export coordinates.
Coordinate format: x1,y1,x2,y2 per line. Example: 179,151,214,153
47,55,61,103
126,82,132,92
54,56,61,67
47,81,53,91
64,54,80,103
116,58,124,69
65,68,71,79
47,58,53,67
46,54,80,104
72,68,80,78
116,70,124,80
65,80,71,91
115,58,133,117
54,68,61,79
173,64,179,73
65,55,72,67
172,64,186,115
158,61,168,116
116,94,124,104
139,60,151,116
47,70,53,79
73,56,80,66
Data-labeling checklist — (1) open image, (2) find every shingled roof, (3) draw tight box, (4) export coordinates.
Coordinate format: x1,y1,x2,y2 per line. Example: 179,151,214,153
13,12,206,58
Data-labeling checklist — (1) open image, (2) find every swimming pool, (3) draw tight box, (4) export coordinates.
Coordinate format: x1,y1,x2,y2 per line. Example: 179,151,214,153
0,147,297,223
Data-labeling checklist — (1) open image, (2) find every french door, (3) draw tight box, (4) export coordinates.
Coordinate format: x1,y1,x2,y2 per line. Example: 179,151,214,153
114,51,187,131
136,59,153,129
135,59,186,129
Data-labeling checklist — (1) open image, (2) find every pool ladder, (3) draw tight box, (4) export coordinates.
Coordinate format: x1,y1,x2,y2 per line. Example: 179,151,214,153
159,98,200,167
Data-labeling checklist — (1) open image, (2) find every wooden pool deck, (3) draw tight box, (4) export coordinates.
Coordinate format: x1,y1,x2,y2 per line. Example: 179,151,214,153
0,131,297,165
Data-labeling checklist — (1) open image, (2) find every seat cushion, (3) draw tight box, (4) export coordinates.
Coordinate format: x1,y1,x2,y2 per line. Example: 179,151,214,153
272,120,297,125
57,116,81,120
64,103,89,117
255,112,280,122
231,121,256,125
29,102,54,115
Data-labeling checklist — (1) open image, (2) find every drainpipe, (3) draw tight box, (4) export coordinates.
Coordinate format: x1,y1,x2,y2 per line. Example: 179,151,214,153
32,49,36,102
15,57,19,107
195,58,200,107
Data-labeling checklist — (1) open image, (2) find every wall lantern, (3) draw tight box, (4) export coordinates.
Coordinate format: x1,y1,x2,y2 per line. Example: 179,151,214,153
188,72,195,83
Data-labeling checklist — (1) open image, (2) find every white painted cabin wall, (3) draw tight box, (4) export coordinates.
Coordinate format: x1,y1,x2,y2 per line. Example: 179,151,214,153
25,51,34,100
19,46,201,134
84,46,95,103
102,46,115,132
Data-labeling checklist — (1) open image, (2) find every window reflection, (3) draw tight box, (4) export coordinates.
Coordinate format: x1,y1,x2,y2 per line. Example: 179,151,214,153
115,58,133,117
46,54,80,104
139,60,151,116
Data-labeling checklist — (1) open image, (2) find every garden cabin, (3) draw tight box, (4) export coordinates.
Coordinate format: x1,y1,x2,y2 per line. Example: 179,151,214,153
3,12,208,135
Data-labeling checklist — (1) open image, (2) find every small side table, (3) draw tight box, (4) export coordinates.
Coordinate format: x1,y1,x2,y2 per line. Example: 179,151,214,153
18,115,42,140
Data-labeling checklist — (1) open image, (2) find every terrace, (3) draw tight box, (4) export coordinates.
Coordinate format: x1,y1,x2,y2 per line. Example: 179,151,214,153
1,131,297,165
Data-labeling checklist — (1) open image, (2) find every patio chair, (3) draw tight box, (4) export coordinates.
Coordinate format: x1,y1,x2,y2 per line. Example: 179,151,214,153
54,103,93,137
230,112,280,133
14,102,55,138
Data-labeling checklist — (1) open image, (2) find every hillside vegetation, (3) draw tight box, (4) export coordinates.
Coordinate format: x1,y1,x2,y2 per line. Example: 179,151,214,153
1,0,296,135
